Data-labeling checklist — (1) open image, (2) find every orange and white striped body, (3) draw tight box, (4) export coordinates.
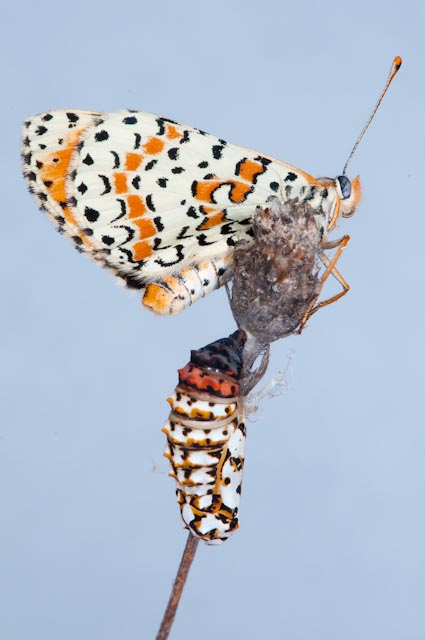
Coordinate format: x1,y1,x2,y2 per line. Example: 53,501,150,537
163,330,246,544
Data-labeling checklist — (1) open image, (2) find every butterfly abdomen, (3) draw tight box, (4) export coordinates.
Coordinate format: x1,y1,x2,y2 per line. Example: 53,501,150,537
142,256,233,314
163,330,247,544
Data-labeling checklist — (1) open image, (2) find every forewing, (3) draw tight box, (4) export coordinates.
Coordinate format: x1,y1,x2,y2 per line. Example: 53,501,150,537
21,110,101,252
22,109,318,295
66,111,286,284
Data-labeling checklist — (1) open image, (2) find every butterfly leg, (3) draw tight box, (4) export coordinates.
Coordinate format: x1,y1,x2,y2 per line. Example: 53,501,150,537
299,235,350,331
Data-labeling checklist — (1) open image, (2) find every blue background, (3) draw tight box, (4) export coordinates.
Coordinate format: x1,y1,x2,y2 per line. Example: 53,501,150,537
2,1,424,638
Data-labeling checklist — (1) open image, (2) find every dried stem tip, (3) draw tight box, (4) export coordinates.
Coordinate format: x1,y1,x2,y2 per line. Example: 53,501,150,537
230,199,322,344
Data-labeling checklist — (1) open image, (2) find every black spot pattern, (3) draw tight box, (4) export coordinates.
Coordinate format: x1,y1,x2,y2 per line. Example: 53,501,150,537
99,175,111,194
84,207,100,222
197,234,215,246
82,153,94,165
154,244,185,266
156,118,165,135
177,226,192,239
168,147,179,160
116,199,127,218
77,182,88,194
285,172,298,182
134,133,141,149
212,144,224,159
146,195,155,211
304,187,316,202
220,224,234,235
153,216,164,231
95,130,109,142
110,151,120,168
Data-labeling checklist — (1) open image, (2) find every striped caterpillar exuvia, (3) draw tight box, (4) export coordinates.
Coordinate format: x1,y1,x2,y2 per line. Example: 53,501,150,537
163,330,247,544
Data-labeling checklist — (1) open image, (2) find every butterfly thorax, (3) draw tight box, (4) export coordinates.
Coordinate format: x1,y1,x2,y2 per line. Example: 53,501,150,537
272,169,362,240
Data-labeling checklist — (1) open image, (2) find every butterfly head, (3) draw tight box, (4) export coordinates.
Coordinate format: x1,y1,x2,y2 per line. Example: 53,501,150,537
335,174,361,218
316,174,361,230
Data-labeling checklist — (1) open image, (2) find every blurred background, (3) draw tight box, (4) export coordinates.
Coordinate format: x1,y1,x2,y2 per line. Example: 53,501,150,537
2,1,424,638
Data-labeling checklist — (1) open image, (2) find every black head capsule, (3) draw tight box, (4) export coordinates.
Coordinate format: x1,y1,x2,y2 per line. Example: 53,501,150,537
336,175,352,199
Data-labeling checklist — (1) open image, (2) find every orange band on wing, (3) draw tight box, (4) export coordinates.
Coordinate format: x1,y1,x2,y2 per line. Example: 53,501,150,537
166,124,183,140
229,181,252,203
132,217,156,239
143,137,164,155
125,152,143,171
193,179,252,204
198,211,226,230
114,172,128,194
127,194,146,218
39,127,93,246
132,240,153,261
235,158,267,183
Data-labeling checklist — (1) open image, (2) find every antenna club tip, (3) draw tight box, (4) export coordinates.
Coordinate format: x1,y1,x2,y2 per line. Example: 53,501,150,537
393,56,402,71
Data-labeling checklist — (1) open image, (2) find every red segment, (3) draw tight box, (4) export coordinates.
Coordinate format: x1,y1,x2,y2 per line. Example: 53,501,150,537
178,364,240,398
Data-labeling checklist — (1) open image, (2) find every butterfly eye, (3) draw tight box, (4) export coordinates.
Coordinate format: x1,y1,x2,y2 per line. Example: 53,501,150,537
336,175,352,199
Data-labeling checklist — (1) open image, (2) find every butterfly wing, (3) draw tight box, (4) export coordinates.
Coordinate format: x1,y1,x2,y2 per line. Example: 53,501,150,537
22,109,321,312
22,110,102,252
66,111,294,279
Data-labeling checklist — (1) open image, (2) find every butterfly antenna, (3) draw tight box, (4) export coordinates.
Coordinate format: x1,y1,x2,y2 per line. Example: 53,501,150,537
342,56,402,176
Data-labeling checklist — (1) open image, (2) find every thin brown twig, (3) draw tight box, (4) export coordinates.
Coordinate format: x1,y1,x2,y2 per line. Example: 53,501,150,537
156,533,200,640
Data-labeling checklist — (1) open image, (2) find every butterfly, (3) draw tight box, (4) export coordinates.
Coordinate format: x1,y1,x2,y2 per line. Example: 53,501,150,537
21,57,401,317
